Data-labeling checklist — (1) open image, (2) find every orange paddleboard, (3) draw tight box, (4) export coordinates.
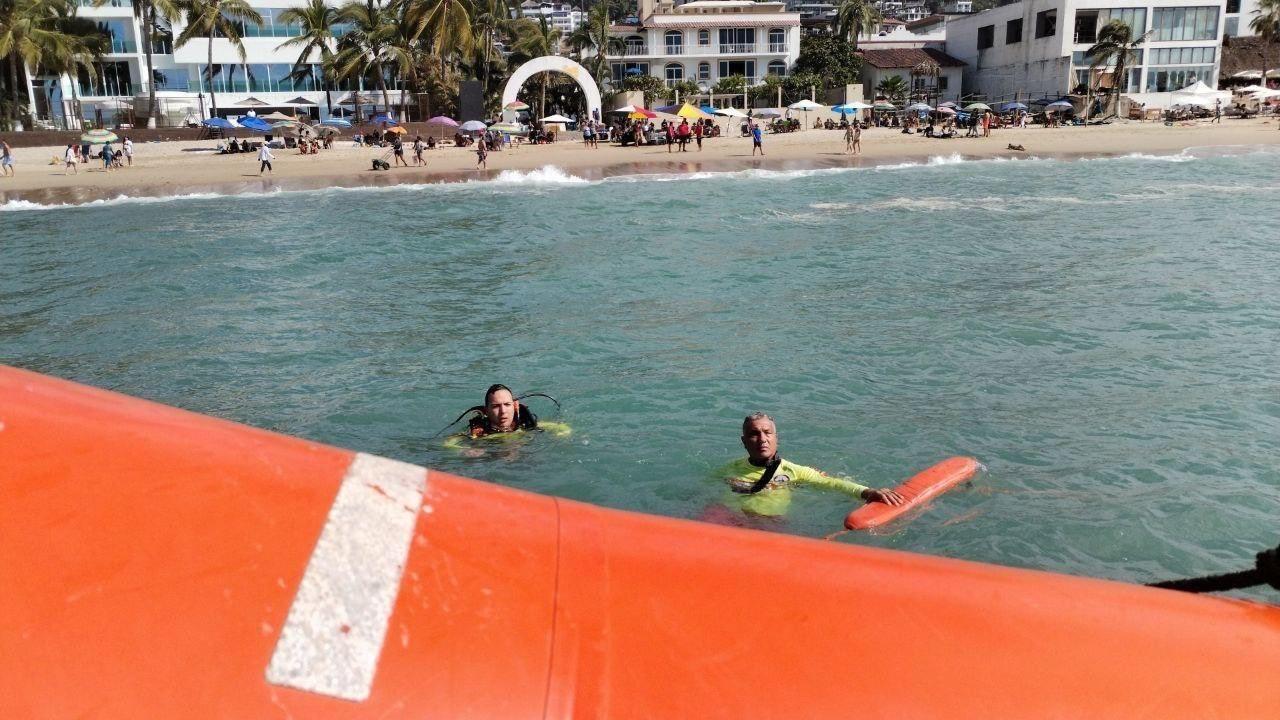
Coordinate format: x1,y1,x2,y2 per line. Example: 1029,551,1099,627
845,456,980,530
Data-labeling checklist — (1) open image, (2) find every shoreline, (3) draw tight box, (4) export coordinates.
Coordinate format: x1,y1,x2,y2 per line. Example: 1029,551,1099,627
2,118,1278,208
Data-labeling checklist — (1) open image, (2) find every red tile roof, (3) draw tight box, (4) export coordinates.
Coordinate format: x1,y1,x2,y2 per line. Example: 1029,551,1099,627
859,47,966,69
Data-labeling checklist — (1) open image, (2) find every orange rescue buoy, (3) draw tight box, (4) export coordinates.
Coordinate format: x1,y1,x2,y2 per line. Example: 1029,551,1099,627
845,455,980,530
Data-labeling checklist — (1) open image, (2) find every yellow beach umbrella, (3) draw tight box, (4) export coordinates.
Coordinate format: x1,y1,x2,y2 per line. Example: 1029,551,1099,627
676,103,710,120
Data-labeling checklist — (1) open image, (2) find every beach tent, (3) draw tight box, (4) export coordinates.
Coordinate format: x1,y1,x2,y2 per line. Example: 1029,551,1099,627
1171,80,1229,106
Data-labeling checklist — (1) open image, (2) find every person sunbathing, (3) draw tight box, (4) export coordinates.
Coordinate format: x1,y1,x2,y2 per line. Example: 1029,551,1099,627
1007,143,1026,152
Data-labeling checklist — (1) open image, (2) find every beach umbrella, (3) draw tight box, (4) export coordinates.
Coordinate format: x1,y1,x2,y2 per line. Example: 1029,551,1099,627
873,101,896,110
234,97,271,107
370,113,397,126
964,102,991,112
384,125,407,134
628,108,657,120
753,108,782,118
1001,101,1028,111
460,120,487,132
699,105,718,115
80,129,118,144
906,102,933,111
504,100,529,111
490,122,523,134
934,105,956,115
271,120,299,130
613,104,641,113
1046,100,1073,112
238,116,272,132
938,100,958,108
201,117,236,129
540,114,573,123
425,115,460,142
832,101,872,112
654,104,680,114
714,107,747,118
788,99,822,111
320,118,352,128
677,103,711,120
260,111,296,122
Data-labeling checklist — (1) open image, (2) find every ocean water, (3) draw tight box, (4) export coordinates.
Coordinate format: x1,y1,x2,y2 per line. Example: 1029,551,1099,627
4,147,1280,595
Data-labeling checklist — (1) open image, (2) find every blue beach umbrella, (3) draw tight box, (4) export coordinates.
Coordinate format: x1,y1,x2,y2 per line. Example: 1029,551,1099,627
238,116,272,132
1001,102,1028,111
320,118,352,128
699,105,717,116
202,117,235,129
370,113,397,126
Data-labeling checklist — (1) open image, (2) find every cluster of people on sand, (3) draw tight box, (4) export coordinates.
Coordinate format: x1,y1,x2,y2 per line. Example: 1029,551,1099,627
444,385,904,528
616,118,718,149
61,137,133,175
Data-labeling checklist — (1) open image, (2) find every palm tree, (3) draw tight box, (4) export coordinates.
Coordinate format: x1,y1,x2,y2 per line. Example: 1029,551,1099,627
45,12,106,129
108,0,177,126
876,75,907,106
333,0,403,116
509,16,559,117
1251,0,1280,92
567,2,623,83
835,0,881,51
173,0,263,118
404,0,474,76
471,0,510,92
0,0,85,127
1086,19,1149,116
276,0,339,116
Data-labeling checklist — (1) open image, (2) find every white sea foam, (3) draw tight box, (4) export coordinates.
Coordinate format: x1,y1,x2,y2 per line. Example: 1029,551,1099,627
0,190,240,212
484,165,592,185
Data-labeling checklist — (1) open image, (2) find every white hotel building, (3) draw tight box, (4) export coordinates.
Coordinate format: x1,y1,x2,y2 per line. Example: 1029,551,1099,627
606,0,802,89
30,0,400,129
946,0,1228,99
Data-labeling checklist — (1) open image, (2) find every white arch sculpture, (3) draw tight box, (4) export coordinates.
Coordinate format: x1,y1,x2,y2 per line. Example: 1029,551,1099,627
502,56,602,122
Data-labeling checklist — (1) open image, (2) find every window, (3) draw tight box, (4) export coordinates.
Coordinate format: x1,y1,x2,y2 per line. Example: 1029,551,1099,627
938,76,948,90
610,62,649,83
718,59,756,82
664,30,684,54
77,61,132,96
1006,18,1023,44
768,28,786,51
1074,11,1098,43
1226,0,1240,12
95,20,136,54
1146,66,1213,92
698,29,710,45
1096,8,1147,34
698,62,711,81
624,35,646,55
1035,9,1057,38
1149,46,1215,64
1151,7,1218,41
240,8,305,39
767,60,787,76
664,62,684,85
977,24,994,49
1225,16,1239,35
718,28,755,53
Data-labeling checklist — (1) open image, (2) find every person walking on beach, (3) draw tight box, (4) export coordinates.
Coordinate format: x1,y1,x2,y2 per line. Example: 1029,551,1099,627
413,135,424,165
844,124,856,154
1214,99,1222,124
257,143,275,175
101,142,115,172
982,111,992,138
1,140,13,177
664,120,674,153
852,124,862,155
64,143,78,175
391,136,407,167
693,120,704,151
751,122,764,156
677,119,691,151
476,139,487,169
122,136,133,167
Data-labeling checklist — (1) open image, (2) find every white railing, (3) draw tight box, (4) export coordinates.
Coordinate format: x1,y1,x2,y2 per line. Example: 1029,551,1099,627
623,45,649,56
665,45,685,55
768,43,787,53
720,43,756,54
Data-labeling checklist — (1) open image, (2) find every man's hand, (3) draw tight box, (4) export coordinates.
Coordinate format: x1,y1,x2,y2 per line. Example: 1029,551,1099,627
862,488,906,506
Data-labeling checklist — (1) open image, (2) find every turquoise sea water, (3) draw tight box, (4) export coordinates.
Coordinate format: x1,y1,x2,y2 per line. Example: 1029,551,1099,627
4,147,1279,594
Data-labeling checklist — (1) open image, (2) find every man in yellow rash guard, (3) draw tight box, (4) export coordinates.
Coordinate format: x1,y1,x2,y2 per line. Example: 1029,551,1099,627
714,412,904,518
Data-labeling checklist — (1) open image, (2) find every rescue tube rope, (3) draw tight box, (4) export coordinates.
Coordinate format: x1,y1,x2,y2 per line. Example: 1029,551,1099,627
1148,541,1280,594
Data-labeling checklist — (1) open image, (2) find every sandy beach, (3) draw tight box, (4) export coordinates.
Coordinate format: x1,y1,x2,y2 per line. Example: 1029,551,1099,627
2,117,1278,205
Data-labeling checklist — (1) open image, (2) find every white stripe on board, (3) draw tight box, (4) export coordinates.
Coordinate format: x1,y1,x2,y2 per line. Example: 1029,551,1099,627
265,452,428,701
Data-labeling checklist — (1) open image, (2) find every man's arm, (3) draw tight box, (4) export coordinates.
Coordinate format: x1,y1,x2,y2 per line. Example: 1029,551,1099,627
537,421,572,438
792,464,905,505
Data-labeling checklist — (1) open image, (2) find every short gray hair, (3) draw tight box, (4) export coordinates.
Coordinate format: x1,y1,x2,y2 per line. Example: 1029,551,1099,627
742,412,775,433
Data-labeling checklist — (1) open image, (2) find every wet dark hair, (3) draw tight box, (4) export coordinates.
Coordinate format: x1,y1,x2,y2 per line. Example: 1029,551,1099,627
485,384,514,406
742,412,775,433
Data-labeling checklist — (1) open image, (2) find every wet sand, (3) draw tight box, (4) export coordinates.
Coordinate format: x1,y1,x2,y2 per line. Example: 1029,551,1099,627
2,117,1278,206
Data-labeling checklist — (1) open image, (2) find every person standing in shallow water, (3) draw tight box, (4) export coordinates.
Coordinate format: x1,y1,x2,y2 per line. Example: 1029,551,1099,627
702,413,903,527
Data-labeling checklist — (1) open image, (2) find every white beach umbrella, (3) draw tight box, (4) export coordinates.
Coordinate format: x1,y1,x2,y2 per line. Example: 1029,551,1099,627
788,99,822,110
714,107,748,118
540,114,573,123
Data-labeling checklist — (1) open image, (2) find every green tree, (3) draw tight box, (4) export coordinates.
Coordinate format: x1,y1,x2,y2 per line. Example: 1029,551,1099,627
567,2,623,83
834,0,880,50
666,78,698,103
1086,19,1149,115
332,0,402,116
471,0,510,92
711,74,746,97
793,35,862,87
1250,0,1280,89
0,0,88,127
875,74,907,105
44,12,105,127
174,0,263,118
621,72,664,106
405,0,474,75
276,0,339,117
100,0,177,125
509,16,560,117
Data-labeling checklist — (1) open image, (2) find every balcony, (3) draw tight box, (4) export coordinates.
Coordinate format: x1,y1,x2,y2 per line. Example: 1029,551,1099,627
622,45,649,56
768,43,787,53
719,43,755,54
106,38,137,54
664,45,685,55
